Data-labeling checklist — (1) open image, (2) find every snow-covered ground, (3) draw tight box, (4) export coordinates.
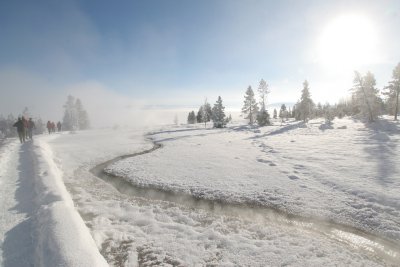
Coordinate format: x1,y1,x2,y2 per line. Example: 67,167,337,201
1,118,399,266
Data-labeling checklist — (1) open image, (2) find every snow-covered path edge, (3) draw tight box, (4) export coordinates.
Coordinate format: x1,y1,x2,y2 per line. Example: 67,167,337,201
32,137,108,267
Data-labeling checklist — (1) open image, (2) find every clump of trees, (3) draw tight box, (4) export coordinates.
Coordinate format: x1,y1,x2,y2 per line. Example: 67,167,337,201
187,96,230,128
241,79,271,126
350,71,381,122
62,95,90,131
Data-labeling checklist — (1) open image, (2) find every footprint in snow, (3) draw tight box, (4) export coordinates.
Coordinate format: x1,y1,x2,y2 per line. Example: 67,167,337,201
294,164,305,169
288,175,299,180
257,159,276,166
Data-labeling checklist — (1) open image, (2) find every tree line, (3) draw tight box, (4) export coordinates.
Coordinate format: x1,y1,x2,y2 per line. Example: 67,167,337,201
187,62,400,127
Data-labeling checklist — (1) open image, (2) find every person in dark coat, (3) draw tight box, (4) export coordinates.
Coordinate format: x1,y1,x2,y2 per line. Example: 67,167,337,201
28,118,36,140
13,117,25,143
22,116,29,139
57,121,62,132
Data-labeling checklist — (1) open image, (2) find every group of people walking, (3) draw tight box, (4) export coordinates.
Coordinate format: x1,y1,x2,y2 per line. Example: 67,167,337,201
13,116,35,143
47,121,62,134
13,117,62,143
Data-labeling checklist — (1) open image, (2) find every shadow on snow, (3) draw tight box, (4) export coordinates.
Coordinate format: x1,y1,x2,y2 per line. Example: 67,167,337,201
3,142,35,267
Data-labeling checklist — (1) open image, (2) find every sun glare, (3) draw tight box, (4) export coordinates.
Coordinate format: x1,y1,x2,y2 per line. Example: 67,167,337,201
317,14,378,69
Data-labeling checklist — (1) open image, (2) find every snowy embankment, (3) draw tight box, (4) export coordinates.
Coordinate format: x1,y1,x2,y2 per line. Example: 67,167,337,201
32,137,108,266
105,117,400,243
0,135,108,266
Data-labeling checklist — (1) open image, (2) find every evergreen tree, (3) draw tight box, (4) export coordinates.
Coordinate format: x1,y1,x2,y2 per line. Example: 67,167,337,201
187,111,196,124
256,79,271,126
200,98,212,127
298,80,314,122
351,71,381,122
256,109,271,126
258,79,269,111
211,96,226,128
62,95,90,130
75,98,90,130
323,103,334,124
273,108,277,119
279,104,287,121
62,95,77,131
242,86,259,125
383,63,400,120
196,106,204,123
196,101,212,123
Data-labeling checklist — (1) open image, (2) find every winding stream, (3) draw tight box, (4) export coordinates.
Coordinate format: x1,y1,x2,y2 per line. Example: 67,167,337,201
90,141,400,266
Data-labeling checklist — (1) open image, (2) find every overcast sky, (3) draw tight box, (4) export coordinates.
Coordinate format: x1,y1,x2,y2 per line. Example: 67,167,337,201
1,0,399,126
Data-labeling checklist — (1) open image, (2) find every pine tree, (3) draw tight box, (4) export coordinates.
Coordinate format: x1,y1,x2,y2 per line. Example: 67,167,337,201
196,106,204,123
279,104,287,121
323,103,334,124
62,95,90,131
256,79,271,126
257,109,271,126
351,71,381,122
273,108,277,119
62,95,77,131
197,101,212,124
187,111,196,124
242,86,259,125
383,63,400,120
201,98,212,127
258,79,269,111
211,96,226,128
75,98,90,130
298,80,314,122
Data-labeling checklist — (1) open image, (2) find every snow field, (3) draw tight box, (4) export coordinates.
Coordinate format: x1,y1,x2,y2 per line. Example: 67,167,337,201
43,123,398,265
106,118,400,245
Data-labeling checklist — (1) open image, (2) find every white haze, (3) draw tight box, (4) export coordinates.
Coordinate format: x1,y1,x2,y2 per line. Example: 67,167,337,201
0,68,206,128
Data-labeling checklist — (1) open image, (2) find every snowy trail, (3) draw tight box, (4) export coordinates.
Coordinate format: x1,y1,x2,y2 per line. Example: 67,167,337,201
0,140,35,267
93,140,400,266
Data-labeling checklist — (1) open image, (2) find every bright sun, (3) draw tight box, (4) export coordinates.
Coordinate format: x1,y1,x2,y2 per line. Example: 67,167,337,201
317,14,378,69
